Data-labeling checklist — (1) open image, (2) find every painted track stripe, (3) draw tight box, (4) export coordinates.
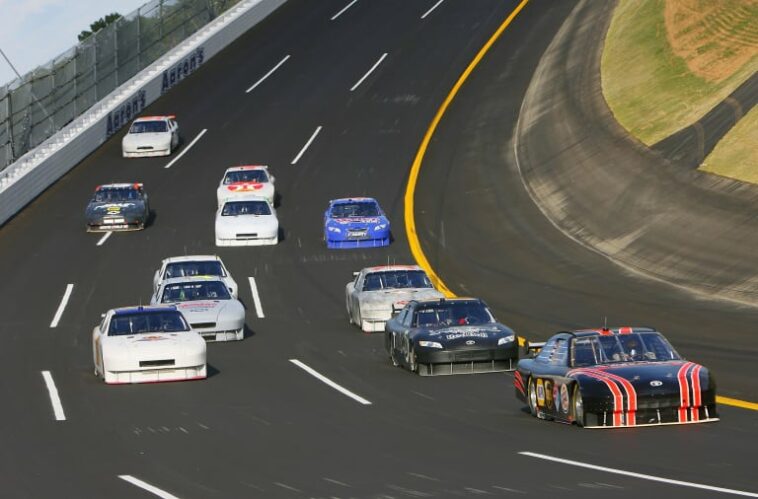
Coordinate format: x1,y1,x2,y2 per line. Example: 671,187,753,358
119,475,182,499
717,395,758,411
41,371,66,421
50,283,74,328
291,126,322,164
520,452,758,497
164,128,207,169
350,53,388,91
289,359,372,405
248,277,265,318
246,55,290,93
421,0,445,19
96,231,112,246
403,0,530,297
331,0,359,20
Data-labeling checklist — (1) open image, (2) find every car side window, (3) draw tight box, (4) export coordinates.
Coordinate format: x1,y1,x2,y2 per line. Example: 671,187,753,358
402,307,414,328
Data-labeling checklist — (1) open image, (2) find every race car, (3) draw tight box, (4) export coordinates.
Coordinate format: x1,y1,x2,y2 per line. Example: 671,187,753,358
122,115,179,157
215,195,279,246
85,183,149,232
324,197,390,249
346,265,444,332
151,276,245,342
514,327,719,428
217,165,275,207
92,305,206,384
384,298,522,375
153,255,238,298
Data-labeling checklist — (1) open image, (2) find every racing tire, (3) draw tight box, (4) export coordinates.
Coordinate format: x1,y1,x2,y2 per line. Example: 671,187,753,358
390,348,400,367
572,384,585,427
347,299,354,325
527,377,538,417
406,342,418,373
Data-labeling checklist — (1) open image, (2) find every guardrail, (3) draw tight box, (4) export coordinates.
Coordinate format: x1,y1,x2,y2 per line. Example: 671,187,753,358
0,0,285,227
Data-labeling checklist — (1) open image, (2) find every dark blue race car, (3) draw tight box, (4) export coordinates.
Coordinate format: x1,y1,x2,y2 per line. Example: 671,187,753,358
324,197,390,249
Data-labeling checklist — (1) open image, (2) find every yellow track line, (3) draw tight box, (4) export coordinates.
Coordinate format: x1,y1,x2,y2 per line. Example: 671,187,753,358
402,0,758,413
404,0,530,298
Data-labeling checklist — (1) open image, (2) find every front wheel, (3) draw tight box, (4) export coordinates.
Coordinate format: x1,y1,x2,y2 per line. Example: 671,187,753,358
572,384,585,427
406,342,418,373
527,377,538,417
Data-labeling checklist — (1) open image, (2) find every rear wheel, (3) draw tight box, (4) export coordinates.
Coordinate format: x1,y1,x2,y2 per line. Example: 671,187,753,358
572,384,585,427
527,377,538,417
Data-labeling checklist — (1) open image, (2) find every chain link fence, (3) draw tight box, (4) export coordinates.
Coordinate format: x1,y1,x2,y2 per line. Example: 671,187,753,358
0,0,242,171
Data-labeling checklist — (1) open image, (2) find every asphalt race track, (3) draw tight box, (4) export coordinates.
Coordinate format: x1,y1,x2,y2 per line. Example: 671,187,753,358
1,0,756,497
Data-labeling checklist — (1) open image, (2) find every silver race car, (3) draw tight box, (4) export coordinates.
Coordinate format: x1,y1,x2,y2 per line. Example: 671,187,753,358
122,115,179,157
151,276,246,341
153,255,238,298
346,265,444,332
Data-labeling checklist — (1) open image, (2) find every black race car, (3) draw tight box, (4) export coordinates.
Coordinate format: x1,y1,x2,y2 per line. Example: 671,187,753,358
384,298,524,375
85,183,150,232
514,327,719,428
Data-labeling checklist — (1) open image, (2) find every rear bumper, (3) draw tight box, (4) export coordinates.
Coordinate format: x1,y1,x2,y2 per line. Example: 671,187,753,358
104,365,206,384
327,236,390,249
87,221,144,232
583,400,719,427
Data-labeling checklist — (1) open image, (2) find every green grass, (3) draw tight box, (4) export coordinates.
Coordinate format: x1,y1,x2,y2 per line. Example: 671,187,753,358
701,106,758,183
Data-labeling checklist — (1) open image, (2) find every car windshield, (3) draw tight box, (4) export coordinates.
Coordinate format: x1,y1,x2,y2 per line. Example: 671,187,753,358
363,270,433,291
224,170,268,184
413,301,494,327
130,120,168,133
93,188,140,202
571,332,682,366
165,261,225,279
330,201,379,218
108,311,189,335
161,281,231,302
222,200,271,216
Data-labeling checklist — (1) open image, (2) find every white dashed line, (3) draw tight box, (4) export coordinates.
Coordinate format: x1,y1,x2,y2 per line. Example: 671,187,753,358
248,277,265,318
330,0,359,20
96,231,112,246
291,126,322,165
50,283,74,328
41,371,66,421
519,452,758,497
119,476,182,499
421,0,445,19
246,55,290,93
289,359,372,405
163,128,207,169
350,52,388,91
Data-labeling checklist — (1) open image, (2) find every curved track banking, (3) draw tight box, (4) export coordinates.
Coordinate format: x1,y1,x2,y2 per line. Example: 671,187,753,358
0,0,756,498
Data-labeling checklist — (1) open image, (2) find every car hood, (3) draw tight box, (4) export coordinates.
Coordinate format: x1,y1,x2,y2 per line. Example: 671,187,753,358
327,217,387,229
102,331,204,355
216,214,278,231
418,323,514,346
360,288,444,309
123,132,170,146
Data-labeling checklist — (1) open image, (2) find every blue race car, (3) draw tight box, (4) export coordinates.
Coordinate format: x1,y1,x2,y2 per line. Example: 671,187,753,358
324,197,390,249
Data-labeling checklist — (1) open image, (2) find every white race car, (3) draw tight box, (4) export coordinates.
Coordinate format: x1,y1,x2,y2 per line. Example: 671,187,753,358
151,276,246,342
217,165,275,208
153,255,238,298
215,195,279,246
122,115,179,157
346,265,445,332
92,305,206,384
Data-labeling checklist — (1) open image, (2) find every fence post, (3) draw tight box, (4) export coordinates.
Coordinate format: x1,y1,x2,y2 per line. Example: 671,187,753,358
136,10,142,71
114,20,119,87
93,36,98,101
5,92,13,164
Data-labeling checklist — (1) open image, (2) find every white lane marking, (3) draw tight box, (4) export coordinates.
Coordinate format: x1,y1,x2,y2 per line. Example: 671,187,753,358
41,371,66,421
163,128,207,169
248,277,265,318
246,55,290,93
119,475,182,499
331,0,359,20
519,452,758,497
350,52,388,91
49,283,74,328
289,359,372,405
421,0,445,19
291,126,322,165
96,231,112,246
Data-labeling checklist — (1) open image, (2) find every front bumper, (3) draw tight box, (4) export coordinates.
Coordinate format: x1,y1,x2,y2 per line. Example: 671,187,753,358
122,147,170,158
103,364,206,384
87,218,145,232
194,327,244,342
415,345,519,376
216,234,278,246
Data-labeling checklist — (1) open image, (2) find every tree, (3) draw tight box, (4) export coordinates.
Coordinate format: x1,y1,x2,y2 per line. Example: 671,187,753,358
78,13,122,42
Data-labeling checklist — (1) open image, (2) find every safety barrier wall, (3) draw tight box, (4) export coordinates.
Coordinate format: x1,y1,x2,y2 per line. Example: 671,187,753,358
0,0,286,227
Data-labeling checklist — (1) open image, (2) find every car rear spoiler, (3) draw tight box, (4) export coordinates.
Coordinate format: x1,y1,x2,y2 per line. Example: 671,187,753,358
528,341,545,353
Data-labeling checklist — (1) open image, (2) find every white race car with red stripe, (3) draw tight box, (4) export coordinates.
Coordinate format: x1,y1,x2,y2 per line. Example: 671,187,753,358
217,165,275,208
514,327,718,428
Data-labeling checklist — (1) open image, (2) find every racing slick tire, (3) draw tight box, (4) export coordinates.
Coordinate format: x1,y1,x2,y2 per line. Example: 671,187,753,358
572,384,585,427
527,377,538,417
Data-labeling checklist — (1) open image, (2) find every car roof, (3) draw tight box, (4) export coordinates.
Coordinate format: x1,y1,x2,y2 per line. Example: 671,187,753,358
160,276,225,286
162,255,222,264
569,327,658,338
112,305,177,315
225,165,268,172
134,115,173,122
363,265,423,272
331,197,377,204
96,183,143,190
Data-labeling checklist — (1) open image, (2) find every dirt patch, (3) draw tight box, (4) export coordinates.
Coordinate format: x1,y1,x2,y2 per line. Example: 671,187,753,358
665,0,758,82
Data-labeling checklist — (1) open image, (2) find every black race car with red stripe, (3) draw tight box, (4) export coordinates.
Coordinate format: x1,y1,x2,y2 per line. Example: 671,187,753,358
514,327,719,428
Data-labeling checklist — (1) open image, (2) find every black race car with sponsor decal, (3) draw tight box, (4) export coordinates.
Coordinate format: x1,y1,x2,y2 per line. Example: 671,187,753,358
514,327,719,428
85,183,150,232
384,298,525,375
